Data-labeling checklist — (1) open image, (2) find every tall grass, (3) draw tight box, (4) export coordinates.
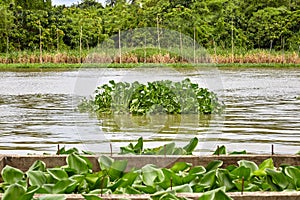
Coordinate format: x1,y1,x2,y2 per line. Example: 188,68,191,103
0,48,299,64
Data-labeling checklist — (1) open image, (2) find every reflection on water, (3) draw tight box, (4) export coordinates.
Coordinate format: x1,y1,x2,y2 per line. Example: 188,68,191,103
0,68,299,155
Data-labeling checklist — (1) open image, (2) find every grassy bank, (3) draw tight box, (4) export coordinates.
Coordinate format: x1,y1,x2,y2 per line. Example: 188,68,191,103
1,62,300,70
0,48,300,69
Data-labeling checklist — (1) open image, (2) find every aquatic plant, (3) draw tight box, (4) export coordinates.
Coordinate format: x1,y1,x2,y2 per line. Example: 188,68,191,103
80,79,224,115
1,153,300,200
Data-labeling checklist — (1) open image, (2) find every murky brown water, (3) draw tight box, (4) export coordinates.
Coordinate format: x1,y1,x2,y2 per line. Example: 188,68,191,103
0,67,299,155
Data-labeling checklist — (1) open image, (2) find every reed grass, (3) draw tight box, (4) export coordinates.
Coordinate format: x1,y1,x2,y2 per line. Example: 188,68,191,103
0,48,299,67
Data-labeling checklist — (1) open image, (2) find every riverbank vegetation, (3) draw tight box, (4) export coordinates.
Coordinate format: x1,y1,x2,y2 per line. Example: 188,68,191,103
0,0,300,65
1,153,300,199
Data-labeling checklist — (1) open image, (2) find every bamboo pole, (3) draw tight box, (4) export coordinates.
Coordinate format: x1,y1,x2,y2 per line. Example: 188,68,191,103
119,29,122,64
80,26,82,63
157,15,161,54
39,21,42,64
193,27,196,63
231,17,234,63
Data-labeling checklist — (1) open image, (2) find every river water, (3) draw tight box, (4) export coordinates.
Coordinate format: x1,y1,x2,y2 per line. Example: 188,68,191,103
0,67,299,155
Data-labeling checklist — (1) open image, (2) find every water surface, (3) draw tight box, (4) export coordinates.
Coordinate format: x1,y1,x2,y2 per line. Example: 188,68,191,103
0,67,299,155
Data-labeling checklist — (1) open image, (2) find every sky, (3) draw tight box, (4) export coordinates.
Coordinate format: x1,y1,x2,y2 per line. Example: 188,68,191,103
52,0,106,6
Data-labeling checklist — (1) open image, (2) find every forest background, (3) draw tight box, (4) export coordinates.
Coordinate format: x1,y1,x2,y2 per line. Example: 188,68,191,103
0,0,300,64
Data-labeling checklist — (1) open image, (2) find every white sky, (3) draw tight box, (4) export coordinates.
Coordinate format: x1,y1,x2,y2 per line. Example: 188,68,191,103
52,0,106,6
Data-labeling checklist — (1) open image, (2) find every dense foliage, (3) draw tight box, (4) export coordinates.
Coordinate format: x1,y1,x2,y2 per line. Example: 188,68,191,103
1,153,300,200
0,0,300,55
80,78,224,115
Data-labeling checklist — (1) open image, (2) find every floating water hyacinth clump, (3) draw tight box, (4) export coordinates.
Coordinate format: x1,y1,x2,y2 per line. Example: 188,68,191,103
81,78,224,115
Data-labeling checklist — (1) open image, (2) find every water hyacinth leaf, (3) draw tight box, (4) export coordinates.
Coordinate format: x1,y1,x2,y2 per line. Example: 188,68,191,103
172,148,186,155
151,191,185,200
2,184,26,200
21,186,40,200
216,169,235,191
171,162,192,173
52,179,77,194
237,160,258,174
159,168,182,189
199,170,217,189
142,164,164,186
259,158,274,171
213,145,226,155
27,171,47,186
253,158,275,176
108,160,128,181
134,185,157,194
266,169,289,190
59,146,80,155
124,186,142,194
284,166,300,188
28,160,46,172
99,155,113,171
67,153,89,174
189,166,206,176
88,188,111,195
37,195,66,200
167,184,193,193
1,165,24,184
206,160,223,171
157,142,176,155
82,194,103,200
199,187,233,200
118,171,139,188
183,137,198,154
47,168,69,181
229,150,247,155
230,166,251,180
233,179,259,192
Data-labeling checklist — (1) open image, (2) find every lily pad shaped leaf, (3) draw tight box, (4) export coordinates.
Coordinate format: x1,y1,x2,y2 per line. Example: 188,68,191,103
1,165,24,184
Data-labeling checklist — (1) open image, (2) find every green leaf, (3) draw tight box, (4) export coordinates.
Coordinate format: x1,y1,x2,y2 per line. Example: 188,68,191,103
230,166,251,180
168,184,193,193
157,142,175,155
199,187,232,200
52,179,77,194
1,165,24,184
206,160,223,171
213,145,226,155
253,158,274,176
47,168,69,181
67,153,89,174
266,169,289,190
229,150,247,155
28,160,46,172
108,160,128,181
170,162,192,173
183,137,198,154
237,160,259,174
259,158,274,170
27,171,47,186
2,184,26,200
142,164,164,186
37,195,66,200
82,194,103,200
189,166,206,176
216,169,235,191
284,166,300,188
199,170,216,189
134,185,157,194
99,155,113,171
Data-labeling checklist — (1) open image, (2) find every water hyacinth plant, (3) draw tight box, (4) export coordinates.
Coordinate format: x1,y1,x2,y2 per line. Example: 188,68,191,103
80,78,224,115
1,154,300,200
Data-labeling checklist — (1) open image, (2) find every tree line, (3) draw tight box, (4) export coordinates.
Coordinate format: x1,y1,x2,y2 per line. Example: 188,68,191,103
0,0,300,55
